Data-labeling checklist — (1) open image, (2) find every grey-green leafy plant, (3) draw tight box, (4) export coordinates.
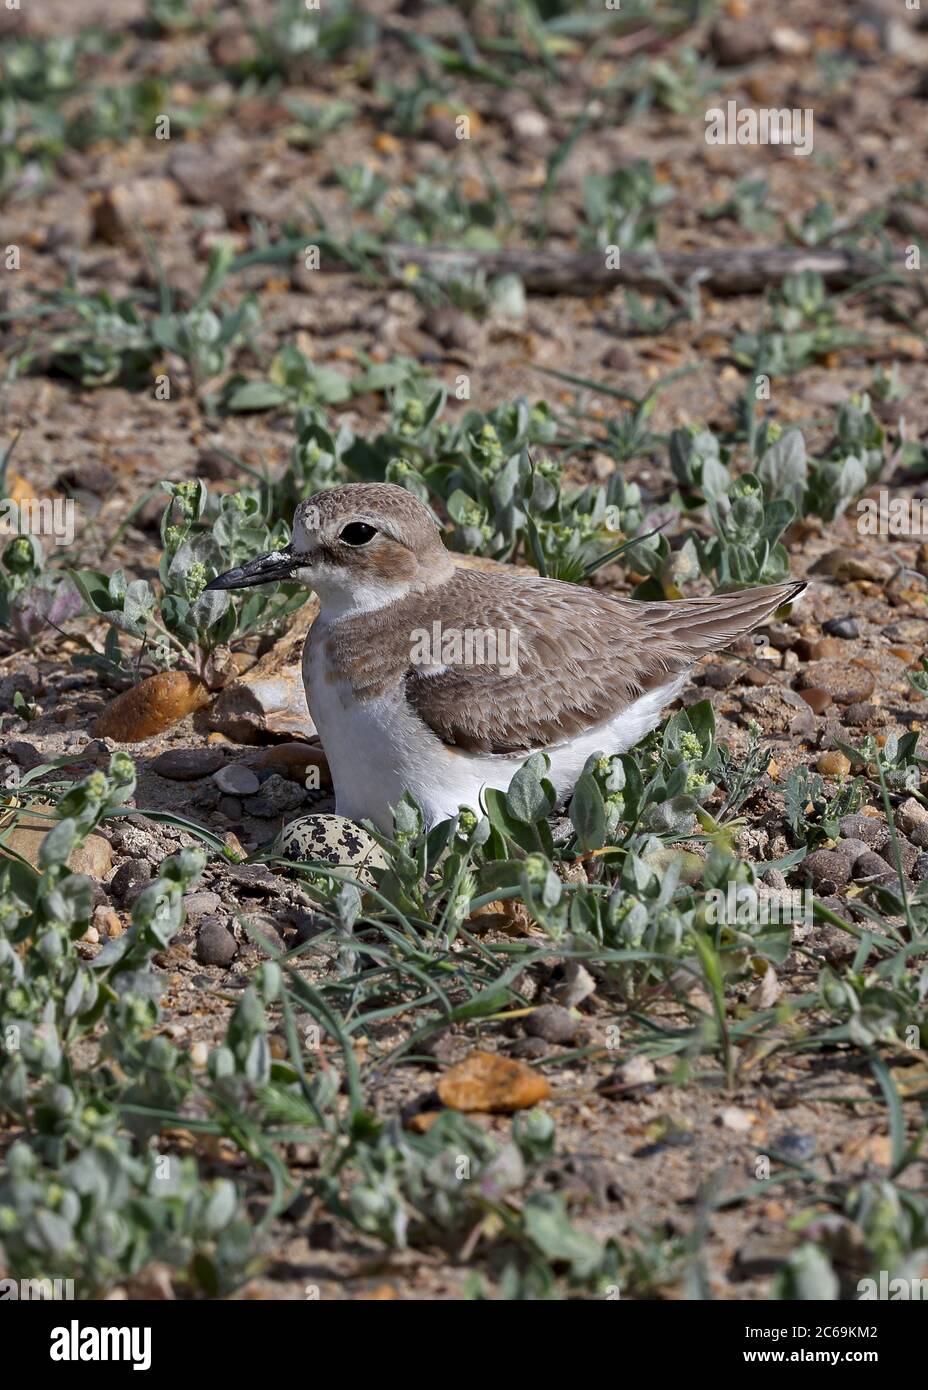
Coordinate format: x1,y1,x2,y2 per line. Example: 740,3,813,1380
0,755,259,1295
70,480,304,688
784,765,864,849
617,44,718,118
0,34,85,102
733,272,867,378
0,443,82,648
581,160,675,252
146,0,206,33
12,246,258,396
756,405,885,523
0,533,82,649
703,177,776,234
224,344,353,413
908,658,928,701
697,473,794,588
243,0,378,82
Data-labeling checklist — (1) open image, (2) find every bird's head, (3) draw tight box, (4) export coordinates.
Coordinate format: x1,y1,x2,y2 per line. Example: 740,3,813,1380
205,482,455,619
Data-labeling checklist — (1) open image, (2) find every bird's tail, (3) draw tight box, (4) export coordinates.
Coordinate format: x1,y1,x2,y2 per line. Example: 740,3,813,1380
640,579,807,656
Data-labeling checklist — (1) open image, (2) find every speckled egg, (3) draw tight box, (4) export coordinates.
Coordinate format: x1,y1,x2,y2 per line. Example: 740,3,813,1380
272,814,387,887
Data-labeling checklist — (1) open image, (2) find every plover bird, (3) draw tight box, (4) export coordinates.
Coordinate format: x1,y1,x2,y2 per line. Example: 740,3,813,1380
207,483,806,832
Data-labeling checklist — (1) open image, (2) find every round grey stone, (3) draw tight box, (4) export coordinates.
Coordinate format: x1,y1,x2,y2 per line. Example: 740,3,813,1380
182,890,222,920
833,838,871,868
509,1036,551,1060
109,858,152,902
774,1131,817,1162
151,748,227,781
837,815,889,851
5,740,43,771
802,849,851,895
524,1004,578,1044
213,764,260,796
822,616,859,640
879,838,918,875
852,852,896,885
196,918,238,967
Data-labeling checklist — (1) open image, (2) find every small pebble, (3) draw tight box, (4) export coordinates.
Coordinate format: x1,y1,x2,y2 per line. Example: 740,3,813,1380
833,838,870,867
822,616,859,639
182,890,222,920
796,636,843,662
883,618,928,643
244,772,308,818
838,814,889,850
93,904,123,939
550,961,596,1008
774,1130,817,1162
710,16,770,65
196,449,239,481
524,1004,578,1044
798,687,832,715
844,702,885,727
816,751,851,778
879,838,918,876
421,306,482,353
720,1106,755,1132
5,740,43,770
897,797,928,847
151,747,227,781
618,1056,657,1087
213,764,260,796
803,849,851,894
796,661,875,705
704,664,738,690
506,108,549,143
509,1036,551,1060
56,461,116,496
601,344,633,373
852,852,896,885
108,858,152,902
195,918,238,967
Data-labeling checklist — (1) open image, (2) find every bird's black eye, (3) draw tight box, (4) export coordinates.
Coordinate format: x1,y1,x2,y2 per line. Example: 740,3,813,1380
339,521,377,547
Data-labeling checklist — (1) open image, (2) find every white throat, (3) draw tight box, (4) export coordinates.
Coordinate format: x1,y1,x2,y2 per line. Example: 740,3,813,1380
299,568,411,623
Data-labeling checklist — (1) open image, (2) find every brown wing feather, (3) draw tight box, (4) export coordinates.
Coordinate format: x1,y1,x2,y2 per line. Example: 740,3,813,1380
405,576,806,754
319,569,806,756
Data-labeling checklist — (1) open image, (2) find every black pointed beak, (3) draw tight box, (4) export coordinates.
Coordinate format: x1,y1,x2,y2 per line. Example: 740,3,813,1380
205,548,297,591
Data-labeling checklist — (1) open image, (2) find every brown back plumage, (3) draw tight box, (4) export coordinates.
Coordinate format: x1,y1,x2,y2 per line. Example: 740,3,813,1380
309,557,806,755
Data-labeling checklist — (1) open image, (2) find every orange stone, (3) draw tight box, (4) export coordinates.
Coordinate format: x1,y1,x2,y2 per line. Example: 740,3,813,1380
816,751,852,778
373,132,399,156
93,671,210,741
798,687,833,715
437,1050,550,1113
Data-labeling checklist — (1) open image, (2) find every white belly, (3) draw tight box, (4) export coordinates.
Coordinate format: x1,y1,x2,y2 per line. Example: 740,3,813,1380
305,641,689,832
